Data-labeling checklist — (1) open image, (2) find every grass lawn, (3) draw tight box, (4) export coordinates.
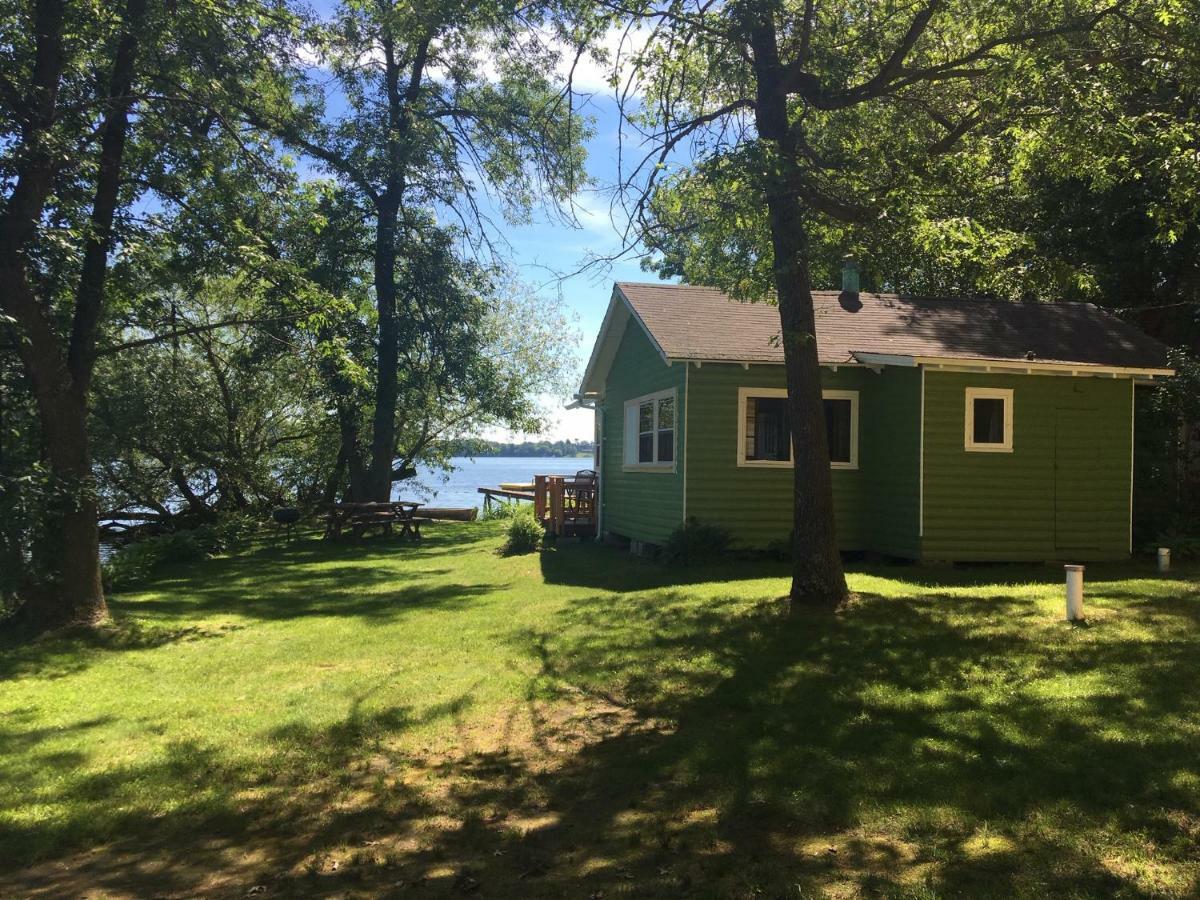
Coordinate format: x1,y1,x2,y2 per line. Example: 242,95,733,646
2,524,1199,898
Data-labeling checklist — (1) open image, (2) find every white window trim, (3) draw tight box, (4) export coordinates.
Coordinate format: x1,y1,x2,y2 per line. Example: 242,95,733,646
735,387,859,470
623,388,677,472
824,389,860,470
964,387,1014,452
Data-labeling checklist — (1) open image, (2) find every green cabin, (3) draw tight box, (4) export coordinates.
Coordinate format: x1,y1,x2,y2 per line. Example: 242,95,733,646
576,281,1173,562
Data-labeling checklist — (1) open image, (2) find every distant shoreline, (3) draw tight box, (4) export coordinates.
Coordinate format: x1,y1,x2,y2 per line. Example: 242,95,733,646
448,439,595,459
456,453,593,460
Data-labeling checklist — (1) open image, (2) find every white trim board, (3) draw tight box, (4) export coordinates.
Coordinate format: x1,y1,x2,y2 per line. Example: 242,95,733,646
918,367,925,538
622,387,678,472
964,386,1015,453
853,352,1173,379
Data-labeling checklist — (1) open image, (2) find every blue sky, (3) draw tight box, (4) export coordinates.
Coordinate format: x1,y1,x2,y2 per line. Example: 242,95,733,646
488,94,661,442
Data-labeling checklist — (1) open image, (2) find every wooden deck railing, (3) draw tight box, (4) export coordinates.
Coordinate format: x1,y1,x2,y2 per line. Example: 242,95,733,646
533,474,597,538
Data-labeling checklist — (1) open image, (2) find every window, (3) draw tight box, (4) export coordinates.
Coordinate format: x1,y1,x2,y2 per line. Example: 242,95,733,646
745,396,790,462
964,387,1014,452
737,387,859,469
823,390,859,469
624,390,675,469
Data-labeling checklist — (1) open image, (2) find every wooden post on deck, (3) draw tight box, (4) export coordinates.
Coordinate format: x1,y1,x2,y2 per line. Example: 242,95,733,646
549,476,565,537
534,474,547,522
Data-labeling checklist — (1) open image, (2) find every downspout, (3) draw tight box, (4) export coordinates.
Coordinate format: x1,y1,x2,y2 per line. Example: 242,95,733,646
597,403,604,538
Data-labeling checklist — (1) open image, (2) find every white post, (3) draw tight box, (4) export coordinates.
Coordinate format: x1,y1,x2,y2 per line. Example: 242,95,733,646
1157,547,1171,574
1065,565,1085,622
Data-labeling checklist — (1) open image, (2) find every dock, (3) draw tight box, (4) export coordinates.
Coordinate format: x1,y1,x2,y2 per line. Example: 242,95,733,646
477,486,535,508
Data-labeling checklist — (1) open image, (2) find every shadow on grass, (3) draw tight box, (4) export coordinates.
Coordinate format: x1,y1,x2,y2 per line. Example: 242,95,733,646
0,619,248,681
3,546,1199,897
124,570,494,624
419,584,1200,897
538,539,793,592
1,526,505,682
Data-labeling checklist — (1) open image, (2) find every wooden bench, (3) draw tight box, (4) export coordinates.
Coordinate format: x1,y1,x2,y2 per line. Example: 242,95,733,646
349,509,398,539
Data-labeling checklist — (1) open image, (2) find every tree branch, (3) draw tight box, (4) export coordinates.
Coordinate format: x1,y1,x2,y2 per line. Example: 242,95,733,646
96,311,320,356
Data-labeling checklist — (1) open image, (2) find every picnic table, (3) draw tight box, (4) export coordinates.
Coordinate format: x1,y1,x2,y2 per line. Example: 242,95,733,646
324,501,427,540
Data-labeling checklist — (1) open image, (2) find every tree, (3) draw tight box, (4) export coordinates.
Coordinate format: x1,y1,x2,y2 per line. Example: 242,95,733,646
91,277,330,526
254,0,601,501
0,0,152,629
613,0,1124,608
240,179,580,503
88,175,580,521
276,207,581,504
0,0,302,631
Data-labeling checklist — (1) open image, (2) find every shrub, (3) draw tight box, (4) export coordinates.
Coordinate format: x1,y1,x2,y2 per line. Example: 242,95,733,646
208,512,260,552
103,530,206,591
504,511,543,554
481,501,521,522
189,512,260,555
1150,529,1200,561
103,541,160,590
764,532,794,561
663,517,732,566
153,531,206,563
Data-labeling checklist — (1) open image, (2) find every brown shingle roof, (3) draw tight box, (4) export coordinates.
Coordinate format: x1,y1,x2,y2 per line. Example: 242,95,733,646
616,282,1170,370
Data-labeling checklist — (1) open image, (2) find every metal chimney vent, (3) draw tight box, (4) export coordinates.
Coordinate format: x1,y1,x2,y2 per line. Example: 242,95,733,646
841,259,860,295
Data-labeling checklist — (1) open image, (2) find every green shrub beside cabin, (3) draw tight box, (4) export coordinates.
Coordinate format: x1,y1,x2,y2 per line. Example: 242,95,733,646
577,282,1173,562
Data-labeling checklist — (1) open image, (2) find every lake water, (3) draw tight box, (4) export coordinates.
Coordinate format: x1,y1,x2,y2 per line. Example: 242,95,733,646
398,456,593,509
98,458,588,559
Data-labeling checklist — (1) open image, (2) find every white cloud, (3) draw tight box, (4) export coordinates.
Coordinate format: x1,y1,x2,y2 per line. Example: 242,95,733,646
556,24,654,96
481,405,595,442
572,190,627,239
295,21,653,101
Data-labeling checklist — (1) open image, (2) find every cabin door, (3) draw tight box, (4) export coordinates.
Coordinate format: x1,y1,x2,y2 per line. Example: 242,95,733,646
1053,407,1101,552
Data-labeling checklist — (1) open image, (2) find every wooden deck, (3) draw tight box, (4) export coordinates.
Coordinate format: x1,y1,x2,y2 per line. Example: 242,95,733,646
478,472,597,539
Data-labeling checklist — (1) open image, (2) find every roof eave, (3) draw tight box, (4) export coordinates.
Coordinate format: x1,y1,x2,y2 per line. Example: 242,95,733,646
852,352,1174,378
914,356,1174,378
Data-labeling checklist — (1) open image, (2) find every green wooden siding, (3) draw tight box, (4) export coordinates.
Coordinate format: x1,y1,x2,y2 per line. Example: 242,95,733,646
683,364,921,552
598,333,1134,559
599,320,686,543
921,371,1133,561
861,367,922,558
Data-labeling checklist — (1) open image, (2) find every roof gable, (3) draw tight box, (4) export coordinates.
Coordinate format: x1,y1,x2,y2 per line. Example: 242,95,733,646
579,288,670,396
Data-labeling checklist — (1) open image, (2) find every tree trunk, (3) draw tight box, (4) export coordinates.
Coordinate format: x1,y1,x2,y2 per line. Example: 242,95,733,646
364,35,428,503
748,7,848,609
324,444,347,507
335,400,368,502
171,466,213,519
366,197,400,501
27,389,106,629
